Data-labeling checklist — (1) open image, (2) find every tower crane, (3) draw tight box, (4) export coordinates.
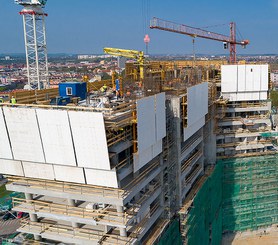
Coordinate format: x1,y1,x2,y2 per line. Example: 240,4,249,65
150,17,249,64
103,47,145,82
15,0,49,90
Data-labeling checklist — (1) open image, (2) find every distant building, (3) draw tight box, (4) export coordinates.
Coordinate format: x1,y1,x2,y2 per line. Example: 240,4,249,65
77,54,115,60
271,71,278,84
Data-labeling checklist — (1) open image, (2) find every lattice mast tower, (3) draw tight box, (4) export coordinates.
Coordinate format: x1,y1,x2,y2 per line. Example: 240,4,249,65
15,0,49,90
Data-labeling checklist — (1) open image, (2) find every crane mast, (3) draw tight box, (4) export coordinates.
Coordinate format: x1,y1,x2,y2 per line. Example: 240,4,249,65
15,0,49,90
150,17,249,63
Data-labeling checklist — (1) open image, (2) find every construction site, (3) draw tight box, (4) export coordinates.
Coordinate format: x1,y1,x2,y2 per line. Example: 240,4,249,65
0,1,278,245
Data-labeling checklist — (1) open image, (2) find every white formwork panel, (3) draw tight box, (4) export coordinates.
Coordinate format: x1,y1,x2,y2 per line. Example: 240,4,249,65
237,65,246,92
36,109,76,166
22,161,55,180
133,146,153,173
0,159,24,176
253,65,262,91
68,111,110,170
137,96,156,152
184,116,205,141
53,165,85,184
187,83,208,126
260,92,268,100
222,92,237,101
152,139,162,158
85,168,118,188
260,65,269,91
201,83,208,115
3,107,45,163
221,65,238,93
245,65,256,92
0,108,13,159
155,93,166,141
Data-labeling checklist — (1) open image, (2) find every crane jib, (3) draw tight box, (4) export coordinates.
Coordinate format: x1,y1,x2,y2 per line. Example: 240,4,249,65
150,17,248,45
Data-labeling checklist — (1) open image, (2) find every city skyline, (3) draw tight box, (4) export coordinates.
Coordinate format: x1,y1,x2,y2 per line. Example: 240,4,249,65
0,0,278,55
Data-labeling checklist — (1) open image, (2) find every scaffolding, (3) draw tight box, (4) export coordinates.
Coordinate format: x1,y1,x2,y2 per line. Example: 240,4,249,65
221,155,278,232
179,164,222,245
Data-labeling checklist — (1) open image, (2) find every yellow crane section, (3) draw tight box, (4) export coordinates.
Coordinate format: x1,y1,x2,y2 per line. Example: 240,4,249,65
103,47,145,82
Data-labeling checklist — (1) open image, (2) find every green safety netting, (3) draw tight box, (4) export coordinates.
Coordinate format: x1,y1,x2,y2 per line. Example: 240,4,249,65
185,163,223,245
174,154,278,245
260,132,278,137
157,219,182,245
221,155,278,232
0,187,24,212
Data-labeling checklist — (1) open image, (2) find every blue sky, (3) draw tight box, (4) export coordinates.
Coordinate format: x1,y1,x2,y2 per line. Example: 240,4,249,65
0,0,277,54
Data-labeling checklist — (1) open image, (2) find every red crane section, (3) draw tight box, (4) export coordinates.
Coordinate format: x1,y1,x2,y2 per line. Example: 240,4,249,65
150,17,249,63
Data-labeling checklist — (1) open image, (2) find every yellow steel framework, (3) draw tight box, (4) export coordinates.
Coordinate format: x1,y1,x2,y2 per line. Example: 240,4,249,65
103,47,145,84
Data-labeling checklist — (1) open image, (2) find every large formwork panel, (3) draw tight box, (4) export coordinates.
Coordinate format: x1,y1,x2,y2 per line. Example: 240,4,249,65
245,65,261,91
0,108,13,159
187,82,208,127
152,139,162,158
184,116,205,141
85,168,118,188
155,93,166,141
22,161,55,180
260,64,269,91
137,96,156,153
68,111,110,170
133,146,153,173
0,159,24,176
53,165,85,184
3,107,45,163
237,65,245,92
221,65,238,93
222,64,268,96
36,109,76,166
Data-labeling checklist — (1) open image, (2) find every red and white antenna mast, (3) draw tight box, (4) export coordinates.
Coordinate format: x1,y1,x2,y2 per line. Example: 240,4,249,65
144,34,150,55
15,0,49,90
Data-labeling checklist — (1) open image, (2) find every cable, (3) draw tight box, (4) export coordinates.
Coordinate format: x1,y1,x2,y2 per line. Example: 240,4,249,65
236,26,244,41
200,23,229,29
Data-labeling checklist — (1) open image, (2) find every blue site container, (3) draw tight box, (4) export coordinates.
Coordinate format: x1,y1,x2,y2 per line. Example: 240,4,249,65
59,82,87,100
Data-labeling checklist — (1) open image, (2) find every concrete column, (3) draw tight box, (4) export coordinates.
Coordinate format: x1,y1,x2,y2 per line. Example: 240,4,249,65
67,199,79,228
25,193,41,241
117,206,127,237
104,225,112,233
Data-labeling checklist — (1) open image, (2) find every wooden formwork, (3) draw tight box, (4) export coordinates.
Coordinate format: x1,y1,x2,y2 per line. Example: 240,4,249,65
9,88,59,104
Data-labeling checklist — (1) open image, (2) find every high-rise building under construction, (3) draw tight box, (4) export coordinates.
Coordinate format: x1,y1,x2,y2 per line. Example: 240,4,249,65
0,60,277,244
0,1,277,244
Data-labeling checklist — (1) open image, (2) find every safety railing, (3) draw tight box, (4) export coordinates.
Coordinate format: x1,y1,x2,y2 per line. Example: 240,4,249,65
107,128,132,147
123,160,160,191
185,164,202,185
131,203,161,237
181,150,202,173
217,139,272,148
7,176,127,199
127,182,161,215
12,197,132,226
19,220,135,245
181,134,202,155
